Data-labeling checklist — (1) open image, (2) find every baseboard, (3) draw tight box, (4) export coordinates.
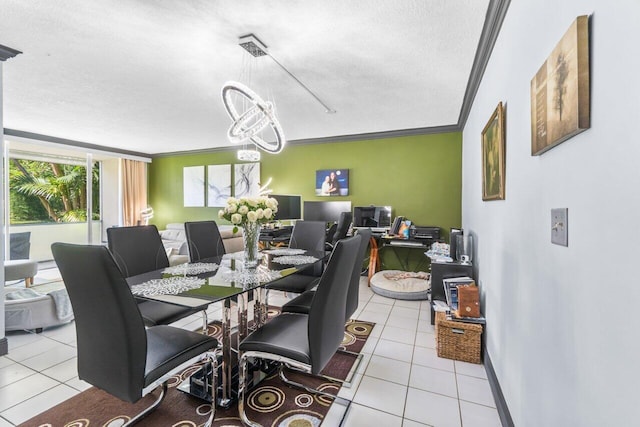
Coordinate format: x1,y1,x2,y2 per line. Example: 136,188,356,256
0,337,7,356
484,350,514,427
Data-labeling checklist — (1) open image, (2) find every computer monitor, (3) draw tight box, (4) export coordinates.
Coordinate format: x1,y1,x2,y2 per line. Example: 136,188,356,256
303,201,352,223
271,194,302,220
353,206,392,228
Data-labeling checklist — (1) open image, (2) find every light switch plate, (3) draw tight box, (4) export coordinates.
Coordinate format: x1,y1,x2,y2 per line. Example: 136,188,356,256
551,208,568,246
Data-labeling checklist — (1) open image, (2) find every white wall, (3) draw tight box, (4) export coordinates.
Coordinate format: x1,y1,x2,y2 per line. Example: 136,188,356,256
462,1,640,425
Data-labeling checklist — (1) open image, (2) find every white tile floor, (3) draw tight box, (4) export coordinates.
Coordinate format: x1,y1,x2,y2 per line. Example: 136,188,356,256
0,277,501,426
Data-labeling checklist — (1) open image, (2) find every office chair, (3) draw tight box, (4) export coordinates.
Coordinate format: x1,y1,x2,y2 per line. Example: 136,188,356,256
52,243,219,426
238,236,361,426
107,225,210,332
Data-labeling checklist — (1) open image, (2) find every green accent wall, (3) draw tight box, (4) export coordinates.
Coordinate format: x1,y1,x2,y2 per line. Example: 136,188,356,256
149,132,462,241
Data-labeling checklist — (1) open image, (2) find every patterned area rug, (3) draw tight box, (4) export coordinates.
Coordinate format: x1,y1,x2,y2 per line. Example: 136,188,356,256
20,318,375,427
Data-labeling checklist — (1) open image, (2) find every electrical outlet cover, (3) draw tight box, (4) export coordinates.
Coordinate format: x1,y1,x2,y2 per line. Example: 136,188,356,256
551,208,568,246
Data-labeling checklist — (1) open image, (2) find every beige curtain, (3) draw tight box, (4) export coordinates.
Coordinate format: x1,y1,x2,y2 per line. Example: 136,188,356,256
122,159,147,226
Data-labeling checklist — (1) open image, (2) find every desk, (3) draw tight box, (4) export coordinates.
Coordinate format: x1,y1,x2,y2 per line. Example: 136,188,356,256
379,236,433,272
127,249,326,406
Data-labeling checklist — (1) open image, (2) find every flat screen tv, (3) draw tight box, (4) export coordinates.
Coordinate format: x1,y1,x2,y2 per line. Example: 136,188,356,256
303,201,352,223
353,206,392,228
315,169,349,196
271,194,302,220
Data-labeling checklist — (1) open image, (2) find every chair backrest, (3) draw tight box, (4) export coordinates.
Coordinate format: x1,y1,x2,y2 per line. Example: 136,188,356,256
346,228,372,322
289,220,326,251
184,221,225,262
9,232,31,260
332,211,353,244
51,243,147,403
107,225,169,278
289,221,327,276
307,235,361,374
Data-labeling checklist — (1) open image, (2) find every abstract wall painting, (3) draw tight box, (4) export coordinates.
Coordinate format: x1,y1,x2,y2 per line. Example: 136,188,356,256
234,163,260,198
207,164,231,207
183,166,205,207
531,15,590,155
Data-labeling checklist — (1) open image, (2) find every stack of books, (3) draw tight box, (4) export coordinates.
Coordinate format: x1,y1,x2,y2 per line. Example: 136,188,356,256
442,276,475,312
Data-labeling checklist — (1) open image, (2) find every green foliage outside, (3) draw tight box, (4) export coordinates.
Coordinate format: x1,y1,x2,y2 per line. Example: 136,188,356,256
9,159,100,224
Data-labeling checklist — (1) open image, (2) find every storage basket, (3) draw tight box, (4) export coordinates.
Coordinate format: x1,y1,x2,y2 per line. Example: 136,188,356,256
436,318,483,364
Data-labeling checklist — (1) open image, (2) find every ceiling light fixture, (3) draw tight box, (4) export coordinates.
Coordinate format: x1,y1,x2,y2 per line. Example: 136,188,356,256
237,149,261,162
238,34,336,114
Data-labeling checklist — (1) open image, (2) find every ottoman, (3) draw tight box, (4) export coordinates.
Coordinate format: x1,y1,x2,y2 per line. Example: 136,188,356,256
5,259,39,287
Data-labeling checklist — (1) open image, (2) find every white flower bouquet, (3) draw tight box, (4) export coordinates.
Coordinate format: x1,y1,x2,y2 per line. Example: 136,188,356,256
218,196,279,232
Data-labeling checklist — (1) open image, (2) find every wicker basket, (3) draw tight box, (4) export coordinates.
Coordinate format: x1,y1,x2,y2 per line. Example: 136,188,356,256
436,318,483,364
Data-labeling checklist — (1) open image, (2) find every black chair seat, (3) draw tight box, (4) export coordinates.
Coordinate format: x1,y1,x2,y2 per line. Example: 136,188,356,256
145,325,218,386
137,299,205,327
266,274,319,294
281,289,315,314
239,313,310,365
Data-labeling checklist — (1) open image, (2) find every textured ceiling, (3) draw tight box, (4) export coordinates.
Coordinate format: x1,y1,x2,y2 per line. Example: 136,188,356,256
1,0,490,155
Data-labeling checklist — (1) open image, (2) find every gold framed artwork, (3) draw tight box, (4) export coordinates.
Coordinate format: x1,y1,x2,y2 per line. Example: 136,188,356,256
482,102,505,201
531,15,590,155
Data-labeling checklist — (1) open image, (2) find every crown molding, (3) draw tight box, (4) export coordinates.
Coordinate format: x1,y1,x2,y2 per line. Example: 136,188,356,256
0,44,22,61
4,129,152,161
457,0,511,128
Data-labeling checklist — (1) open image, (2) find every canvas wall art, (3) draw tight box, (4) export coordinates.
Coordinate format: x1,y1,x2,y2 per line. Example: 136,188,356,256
531,15,590,155
482,102,506,201
234,163,260,198
207,164,231,207
315,169,349,196
183,166,205,207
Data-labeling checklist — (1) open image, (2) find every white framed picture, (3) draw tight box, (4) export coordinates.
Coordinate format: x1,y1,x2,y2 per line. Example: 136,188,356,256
183,166,205,207
207,164,231,207
234,163,260,198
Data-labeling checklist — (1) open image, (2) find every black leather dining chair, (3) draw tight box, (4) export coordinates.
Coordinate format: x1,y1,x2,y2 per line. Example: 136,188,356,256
52,243,219,426
107,225,210,332
281,228,372,322
237,235,361,426
327,211,352,250
265,220,327,297
184,221,226,262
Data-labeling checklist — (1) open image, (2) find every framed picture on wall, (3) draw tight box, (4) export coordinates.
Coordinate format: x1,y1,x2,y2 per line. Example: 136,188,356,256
183,166,205,207
530,15,590,155
207,164,231,207
234,162,260,198
482,102,506,201
315,169,349,196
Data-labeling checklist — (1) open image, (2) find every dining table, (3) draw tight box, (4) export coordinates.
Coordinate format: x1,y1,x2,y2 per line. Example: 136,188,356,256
125,247,328,407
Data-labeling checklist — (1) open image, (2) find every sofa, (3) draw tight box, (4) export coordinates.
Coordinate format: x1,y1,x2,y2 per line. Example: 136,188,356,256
159,223,243,265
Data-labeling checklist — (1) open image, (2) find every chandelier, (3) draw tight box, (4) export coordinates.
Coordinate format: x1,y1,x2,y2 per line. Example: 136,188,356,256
222,34,335,160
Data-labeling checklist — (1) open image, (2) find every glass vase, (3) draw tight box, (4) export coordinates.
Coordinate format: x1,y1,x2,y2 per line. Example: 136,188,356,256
242,222,261,268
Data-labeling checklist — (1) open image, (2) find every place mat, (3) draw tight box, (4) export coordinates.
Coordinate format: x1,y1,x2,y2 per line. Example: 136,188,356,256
163,262,219,275
271,255,320,265
220,268,282,285
262,248,306,256
131,277,206,297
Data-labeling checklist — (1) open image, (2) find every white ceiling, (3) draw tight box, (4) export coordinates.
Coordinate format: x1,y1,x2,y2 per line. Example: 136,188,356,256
1,0,491,155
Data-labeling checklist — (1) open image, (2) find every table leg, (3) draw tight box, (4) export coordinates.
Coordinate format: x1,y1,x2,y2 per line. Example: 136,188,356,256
219,298,233,408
